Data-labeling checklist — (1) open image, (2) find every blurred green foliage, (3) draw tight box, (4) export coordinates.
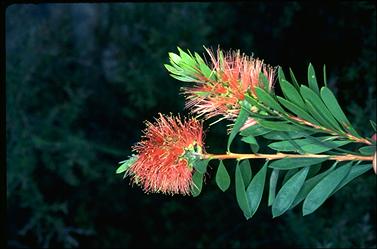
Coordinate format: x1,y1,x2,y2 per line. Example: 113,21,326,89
6,2,376,248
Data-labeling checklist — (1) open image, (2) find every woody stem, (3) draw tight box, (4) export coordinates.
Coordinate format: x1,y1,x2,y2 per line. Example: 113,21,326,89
203,152,373,161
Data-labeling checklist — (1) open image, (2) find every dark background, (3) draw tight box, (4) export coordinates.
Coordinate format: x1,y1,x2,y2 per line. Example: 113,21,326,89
6,2,376,248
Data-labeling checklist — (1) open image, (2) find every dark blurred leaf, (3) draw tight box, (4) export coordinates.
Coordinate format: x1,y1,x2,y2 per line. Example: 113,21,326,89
359,145,376,155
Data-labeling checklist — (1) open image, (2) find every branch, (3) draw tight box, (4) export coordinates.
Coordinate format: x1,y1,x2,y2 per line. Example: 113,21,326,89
203,152,373,162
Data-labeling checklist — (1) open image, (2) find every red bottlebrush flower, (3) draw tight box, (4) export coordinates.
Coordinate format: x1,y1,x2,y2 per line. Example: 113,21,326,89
125,113,204,195
183,48,276,122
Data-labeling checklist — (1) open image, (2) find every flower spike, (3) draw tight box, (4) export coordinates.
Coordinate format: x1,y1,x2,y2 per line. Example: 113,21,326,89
124,113,205,195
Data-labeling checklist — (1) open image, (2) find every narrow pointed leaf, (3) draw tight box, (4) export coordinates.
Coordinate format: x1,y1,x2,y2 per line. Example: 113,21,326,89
191,171,204,197
216,160,231,192
258,120,300,132
246,161,268,218
359,145,376,155
320,87,360,137
240,124,271,137
164,64,183,75
278,66,286,83
307,164,322,179
241,135,259,153
303,162,352,215
168,52,181,64
290,162,338,209
235,161,252,218
272,167,309,217
300,86,342,132
370,120,376,131
116,155,138,174
194,52,213,79
263,130,314,140
268,136,351,154
307,63,319,94
269,157,328,170
282,168,299,185
289,67,300,89
239,159,252,186
323,64,327,87
228,104,248,151
331,164,372,195
280,79,305,107
268,169,280,206
193,159,210,174
277,96,319,125
255,87,285,113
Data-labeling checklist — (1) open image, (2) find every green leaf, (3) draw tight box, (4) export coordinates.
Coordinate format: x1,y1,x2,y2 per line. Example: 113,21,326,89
320,87,359,137
280,79,305,108
278,66,286,84
359,145,376,155
244,95,270,113
277,96,320,125
241,135,259,153
331,164,372,195
168,52,181,64
246,161,268,218
290,162,337,209
289,67,300,89
323,64,327,87
300,86,342,132
116,155,138,174
272,167,309,217
240,124,270,137
282,168,299,185
228,103,248,151
216,160,231,192
177,47,196,67
194,52,213,79
193,159,210,174
239,159,252,186
268,136,351,154
307,164,322,179
258,120,300,132
255,87,285,113
268,169,280,206
164,64,183,75
303,162,352,215
370,120,376,132
307,63,319,94
269,157,328,170
235,161,252,218
169,73,198,83
191,171,204,197
263,130,313,140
